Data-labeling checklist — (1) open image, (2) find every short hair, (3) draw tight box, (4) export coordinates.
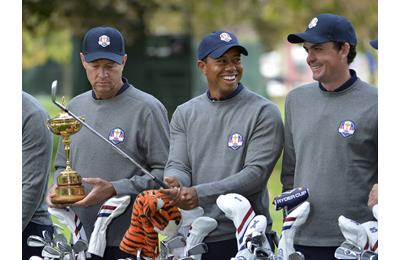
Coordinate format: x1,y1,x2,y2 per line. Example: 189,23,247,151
333,42,357,64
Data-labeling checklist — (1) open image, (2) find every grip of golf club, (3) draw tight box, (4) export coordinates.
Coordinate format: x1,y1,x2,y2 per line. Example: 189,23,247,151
155,177,170,189
273,187,309,211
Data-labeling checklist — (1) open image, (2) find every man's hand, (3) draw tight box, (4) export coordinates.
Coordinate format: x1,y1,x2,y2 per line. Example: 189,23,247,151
368,183,378,208
46,184,67,208
72,178,116,207
160,176,199,210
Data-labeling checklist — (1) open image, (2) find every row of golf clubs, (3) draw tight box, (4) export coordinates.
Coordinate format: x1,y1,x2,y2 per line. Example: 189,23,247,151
27,228,88,260
335,241,378,260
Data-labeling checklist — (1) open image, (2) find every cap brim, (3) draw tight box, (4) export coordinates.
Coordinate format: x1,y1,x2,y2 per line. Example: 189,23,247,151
287,32,329,44
84,52,123,64
369,39,378,50
208,44,248,59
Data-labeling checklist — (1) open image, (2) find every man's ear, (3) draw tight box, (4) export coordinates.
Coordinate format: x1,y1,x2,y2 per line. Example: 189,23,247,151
340,43,350,61
197,59,206,75
121,54,128,67
80,53,87,69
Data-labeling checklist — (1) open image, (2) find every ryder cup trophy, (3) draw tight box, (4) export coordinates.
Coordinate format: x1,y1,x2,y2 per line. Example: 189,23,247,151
47,96,86,204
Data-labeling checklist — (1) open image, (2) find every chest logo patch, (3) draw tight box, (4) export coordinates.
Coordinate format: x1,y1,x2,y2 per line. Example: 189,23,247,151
228,133,244,150
338,120,356,138
109,128,125,144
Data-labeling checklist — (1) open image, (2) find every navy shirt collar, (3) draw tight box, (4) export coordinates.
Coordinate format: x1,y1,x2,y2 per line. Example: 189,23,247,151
207,83,244,101
92,77,130,99
319,69,358,92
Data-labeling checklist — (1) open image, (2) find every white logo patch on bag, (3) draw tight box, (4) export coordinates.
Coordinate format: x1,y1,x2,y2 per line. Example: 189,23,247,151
338,120,356,138
228,133,243,150
109,128,125,144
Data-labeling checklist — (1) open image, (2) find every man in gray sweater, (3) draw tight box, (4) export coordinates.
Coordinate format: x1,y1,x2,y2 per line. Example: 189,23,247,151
282,13,378,260
46,26,170,259
22,91,53,260
162,31,284,259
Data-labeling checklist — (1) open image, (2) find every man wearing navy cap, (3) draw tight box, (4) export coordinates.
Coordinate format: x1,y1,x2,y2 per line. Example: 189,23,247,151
161,31,284,259
281,14,378,259
47,26,170,259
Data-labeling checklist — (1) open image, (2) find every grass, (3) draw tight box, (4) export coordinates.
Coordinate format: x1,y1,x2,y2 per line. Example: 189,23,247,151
36,95,287,239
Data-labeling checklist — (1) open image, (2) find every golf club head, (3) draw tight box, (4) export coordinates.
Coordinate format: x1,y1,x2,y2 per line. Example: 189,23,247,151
51,80,58,104
341,241,363,254
27,235,46,247
53,233,68,247
360,250,378,260
73,239,88,253
42,230,53,245
335,246,359,259
289,251,305,260
165,235,186,249
187,243,208,256
28,256,44,260
42,245,61,258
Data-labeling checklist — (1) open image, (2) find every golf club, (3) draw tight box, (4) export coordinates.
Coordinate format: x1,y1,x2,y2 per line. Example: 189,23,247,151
253,247,274,259
42,245,61,259
288,251,305,260
72,239,88,253
27,235,47,247
186,243,208,256
360,250,378,260
50,80,169,189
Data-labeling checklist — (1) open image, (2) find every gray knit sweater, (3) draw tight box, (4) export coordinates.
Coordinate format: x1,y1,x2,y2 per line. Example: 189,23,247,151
22,91,53,230
54,84,170,246
165,86,284,242
281,78,378,246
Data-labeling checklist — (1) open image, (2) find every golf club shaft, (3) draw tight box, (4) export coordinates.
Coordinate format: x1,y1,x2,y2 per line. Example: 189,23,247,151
51,81,169,189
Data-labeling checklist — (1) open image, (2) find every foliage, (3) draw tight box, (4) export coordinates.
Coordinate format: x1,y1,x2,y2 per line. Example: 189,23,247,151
23,0,377,69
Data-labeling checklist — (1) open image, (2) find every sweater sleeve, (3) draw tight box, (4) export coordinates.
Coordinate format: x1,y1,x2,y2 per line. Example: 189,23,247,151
22,103,52,230
195,103,284,205
112,103,170,195
281,93,295,192
163,108,192,187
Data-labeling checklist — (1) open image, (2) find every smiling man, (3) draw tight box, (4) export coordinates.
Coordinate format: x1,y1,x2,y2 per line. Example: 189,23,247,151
161,31,284,259
282,14,378,260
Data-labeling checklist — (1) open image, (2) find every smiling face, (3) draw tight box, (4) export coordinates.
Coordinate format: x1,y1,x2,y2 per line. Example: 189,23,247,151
80,53,127,99
197,47,243,99
303,42,350,90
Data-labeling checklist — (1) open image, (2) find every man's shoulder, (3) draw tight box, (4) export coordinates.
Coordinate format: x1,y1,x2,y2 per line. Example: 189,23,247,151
354,79,378,96
22,91,47,118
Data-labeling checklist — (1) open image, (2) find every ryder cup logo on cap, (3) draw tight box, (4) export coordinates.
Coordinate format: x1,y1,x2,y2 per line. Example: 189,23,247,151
228,133,244,150
98,35,110,47
338,120,356,138
82,26,125,64
109,128,125,145
308,17,318,29
287,13,357,46
197,30,248,60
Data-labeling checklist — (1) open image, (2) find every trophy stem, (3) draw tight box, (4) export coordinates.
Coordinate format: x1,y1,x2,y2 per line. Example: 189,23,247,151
62,136,72,170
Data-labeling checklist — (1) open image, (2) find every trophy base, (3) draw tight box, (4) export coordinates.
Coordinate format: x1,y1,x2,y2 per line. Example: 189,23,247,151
51,185,86,205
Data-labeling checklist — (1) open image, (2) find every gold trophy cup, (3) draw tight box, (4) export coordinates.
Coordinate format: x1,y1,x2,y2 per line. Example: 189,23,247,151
47,98,86,204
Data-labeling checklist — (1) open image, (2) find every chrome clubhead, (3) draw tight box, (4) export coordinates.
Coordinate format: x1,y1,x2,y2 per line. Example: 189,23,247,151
73,239,88,253
360,250,378,260
289,251,305,260
335,241,361,259
42,245,61,259
187,243,208,256
27,235,46,247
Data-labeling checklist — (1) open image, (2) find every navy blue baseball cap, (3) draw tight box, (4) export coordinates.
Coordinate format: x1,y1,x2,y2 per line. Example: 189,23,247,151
197,31,248,60
82,26,125,64
287,13,357,46
370,39,378,50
